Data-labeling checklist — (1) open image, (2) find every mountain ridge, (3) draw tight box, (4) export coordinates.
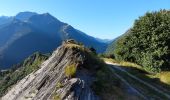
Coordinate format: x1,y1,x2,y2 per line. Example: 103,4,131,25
0,11,108,69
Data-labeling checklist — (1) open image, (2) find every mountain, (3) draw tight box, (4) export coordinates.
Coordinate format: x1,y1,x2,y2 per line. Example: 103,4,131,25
105,38,118,54
0,16,13,28
105,29,131,55
15,11,37,21
95,38,112,44
0,12,108,69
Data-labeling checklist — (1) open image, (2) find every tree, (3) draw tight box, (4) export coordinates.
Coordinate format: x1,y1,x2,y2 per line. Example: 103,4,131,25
89,47,97,55
114,10,170,73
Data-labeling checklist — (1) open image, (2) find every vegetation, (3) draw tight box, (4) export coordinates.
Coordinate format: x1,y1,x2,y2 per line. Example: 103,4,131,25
105,37,119,55
158,72,170,85
89,47,97,55
92,60,115,98
92,60,140,100
114,10,170,73
103,58,143,71
53,94,61,100
64,64,77,78
105,58,170,95
56,82,64,88
0,52,49,97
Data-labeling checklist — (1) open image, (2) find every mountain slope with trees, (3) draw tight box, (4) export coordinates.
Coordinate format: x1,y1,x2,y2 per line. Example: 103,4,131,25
0,52,49,97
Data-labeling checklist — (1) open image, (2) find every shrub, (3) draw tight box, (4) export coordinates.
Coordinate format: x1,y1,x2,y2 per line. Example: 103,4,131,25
64,64,77,78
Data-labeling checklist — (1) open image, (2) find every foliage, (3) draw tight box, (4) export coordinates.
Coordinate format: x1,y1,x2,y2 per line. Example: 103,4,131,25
89,47,97,55
0,52,49,97
105,37,119,55
98,53,115,58
64,64,77,78
114,10,170,73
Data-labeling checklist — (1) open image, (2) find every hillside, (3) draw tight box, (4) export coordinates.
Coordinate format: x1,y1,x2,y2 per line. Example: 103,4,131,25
0,52,49,97
105,29,132,55
0,12,108,69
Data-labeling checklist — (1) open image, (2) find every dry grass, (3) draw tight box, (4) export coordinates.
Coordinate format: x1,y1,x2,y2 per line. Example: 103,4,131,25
64,43,90,53
65,64,77,78
157,71,170,85
64,43,81,48
103,58,142,70
53,94,60,100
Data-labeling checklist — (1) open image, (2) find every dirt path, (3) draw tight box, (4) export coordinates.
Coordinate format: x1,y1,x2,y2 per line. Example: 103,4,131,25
105,61,170,99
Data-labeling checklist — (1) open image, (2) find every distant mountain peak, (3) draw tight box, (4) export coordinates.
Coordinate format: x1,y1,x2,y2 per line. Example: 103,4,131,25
15,11,37,21
43,12,50,16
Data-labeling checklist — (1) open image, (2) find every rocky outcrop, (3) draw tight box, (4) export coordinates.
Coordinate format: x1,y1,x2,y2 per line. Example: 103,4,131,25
1,40,100,100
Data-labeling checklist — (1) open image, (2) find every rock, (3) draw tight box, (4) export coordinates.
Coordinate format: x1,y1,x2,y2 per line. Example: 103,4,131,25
2,40,100,100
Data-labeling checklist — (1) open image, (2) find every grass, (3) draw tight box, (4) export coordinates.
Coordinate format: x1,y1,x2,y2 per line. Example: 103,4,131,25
53,94,61,100
157,71,170,85
64,43,81,48
64,43,91,53
56,82,64,88
64,64,77,78
92,64,118,99
92,63,141,100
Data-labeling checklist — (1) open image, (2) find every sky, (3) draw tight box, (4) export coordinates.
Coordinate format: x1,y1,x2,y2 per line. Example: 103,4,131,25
0,0,169,39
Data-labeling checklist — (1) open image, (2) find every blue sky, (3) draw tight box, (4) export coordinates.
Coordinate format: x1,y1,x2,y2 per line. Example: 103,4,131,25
0,0,169,39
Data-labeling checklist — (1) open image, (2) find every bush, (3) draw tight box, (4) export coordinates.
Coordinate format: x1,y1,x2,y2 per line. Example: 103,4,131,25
98,53,115,58
114,10,170,73
64,64,77,78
